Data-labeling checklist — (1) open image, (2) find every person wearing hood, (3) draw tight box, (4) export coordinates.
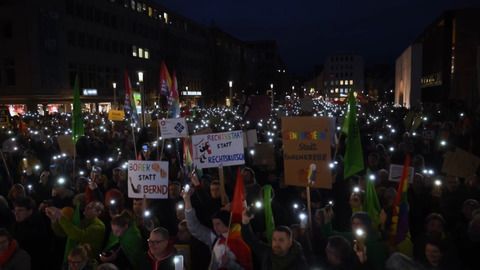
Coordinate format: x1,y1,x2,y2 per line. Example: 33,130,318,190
140,227,178,270
241,209,308,270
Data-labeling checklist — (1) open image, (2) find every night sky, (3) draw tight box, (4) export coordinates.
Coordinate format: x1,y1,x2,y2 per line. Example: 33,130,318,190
160,0,480,75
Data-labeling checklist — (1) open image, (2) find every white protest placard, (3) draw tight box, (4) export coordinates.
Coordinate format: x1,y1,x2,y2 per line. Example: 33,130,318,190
128,160,169,199
159,118,189,139
192,130,245,169
389,164,414,183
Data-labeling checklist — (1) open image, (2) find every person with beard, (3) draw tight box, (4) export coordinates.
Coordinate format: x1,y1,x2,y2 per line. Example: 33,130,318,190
241,209,308,270
11,196,50,270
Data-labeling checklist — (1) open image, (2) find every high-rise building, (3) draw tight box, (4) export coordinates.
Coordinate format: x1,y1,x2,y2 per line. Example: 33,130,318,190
322,54,364,99
0,0,284,113
395,8,480,108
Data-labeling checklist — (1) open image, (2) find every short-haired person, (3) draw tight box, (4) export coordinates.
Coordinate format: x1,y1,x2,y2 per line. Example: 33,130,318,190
139,227,178,270
63,244,94,270
241,210,308,270
0,228,31,270
183,188,252,269
101,210,144,269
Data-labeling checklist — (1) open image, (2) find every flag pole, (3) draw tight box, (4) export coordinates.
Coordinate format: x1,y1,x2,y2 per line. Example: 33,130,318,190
0,150,12,185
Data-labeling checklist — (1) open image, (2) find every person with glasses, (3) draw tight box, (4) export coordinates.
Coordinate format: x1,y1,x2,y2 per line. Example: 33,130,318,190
140,227,178,270
0,228,30,270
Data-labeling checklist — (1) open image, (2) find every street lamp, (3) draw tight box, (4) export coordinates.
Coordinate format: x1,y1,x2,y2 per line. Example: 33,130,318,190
270,83,274,108
137,71,145,127
112,82,117,108
228,81,233,107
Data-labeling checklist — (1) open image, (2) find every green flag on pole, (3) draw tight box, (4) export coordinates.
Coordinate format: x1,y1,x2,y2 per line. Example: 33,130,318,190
263,185,275,244
364,170,381,229
343,91,364,179
63,203,81,261
72,75,84,143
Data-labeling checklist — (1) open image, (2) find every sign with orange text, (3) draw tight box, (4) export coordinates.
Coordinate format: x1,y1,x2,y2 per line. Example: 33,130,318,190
282,117,333,188
128,160,169,199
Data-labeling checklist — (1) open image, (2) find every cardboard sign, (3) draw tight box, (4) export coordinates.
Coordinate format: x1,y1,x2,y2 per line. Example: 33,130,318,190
388,164,414,183
442,148,480,178
159,118,189,138
253,143,275,169
128,160,169,199
57,135,76,157
191,130,245,169
282,117,333,188
108,110,125,121
243,129,258,148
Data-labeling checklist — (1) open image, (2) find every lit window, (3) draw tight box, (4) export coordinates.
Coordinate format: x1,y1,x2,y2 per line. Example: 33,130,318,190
138,48,143,58
349,80,353,85
144,49,149,59
335,88,339,93
340,88,344,93
340,80,344,85
132,45,137,57
330,89,334,93
148,7,153,17
131,0,135,10
163,12,168,23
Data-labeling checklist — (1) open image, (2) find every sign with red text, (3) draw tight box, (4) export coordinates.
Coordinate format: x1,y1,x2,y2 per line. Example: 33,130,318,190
192,130,245,169
282,117,333,188
128,160,169,199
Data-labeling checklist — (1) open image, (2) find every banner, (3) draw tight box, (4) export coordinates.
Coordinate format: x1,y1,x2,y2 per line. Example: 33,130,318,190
281,117,333,188
108,110,125,122
442,148,480,178
159,118,188,138
127,160,169,199
388,164,414,183
192,130,245,169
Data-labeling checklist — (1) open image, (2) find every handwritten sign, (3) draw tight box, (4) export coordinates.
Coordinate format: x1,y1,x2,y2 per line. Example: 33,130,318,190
128,160,169,199
159,118,189,138
191,130,245,169
282,117,332,188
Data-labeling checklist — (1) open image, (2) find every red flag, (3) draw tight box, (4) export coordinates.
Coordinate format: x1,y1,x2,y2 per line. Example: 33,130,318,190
230,168,245,224
159,61,171,96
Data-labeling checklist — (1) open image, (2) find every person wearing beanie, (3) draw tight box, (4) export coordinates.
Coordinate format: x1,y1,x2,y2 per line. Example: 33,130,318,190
183,188,252,270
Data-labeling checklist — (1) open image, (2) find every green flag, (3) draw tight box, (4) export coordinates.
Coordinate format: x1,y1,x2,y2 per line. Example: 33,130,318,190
364,170,381,229
343,91,364,179
72,75,84,143
63,203,81,261
263,185,275,244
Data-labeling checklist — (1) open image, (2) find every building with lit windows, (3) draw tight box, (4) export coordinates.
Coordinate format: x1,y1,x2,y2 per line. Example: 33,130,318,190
395,8,480,108
322,54,364,99
0,0,285,114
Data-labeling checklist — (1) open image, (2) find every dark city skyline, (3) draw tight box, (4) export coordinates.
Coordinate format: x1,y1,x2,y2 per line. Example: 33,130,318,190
161,0,480,75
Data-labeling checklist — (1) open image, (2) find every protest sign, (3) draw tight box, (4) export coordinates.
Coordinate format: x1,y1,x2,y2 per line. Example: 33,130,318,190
191,130,245,169
108,110,125,121
388,164,414,183
128,160,169,199
282,117,333,188
57,135,76,157
243,129,258,148
159,118,189,138
442,148,480,178
253,143,275,170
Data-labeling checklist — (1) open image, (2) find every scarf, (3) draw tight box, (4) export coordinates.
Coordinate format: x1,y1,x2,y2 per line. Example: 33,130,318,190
0,239,17,266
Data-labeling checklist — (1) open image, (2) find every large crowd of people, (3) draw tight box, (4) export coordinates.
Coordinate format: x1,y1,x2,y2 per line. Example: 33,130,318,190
1,97,480,270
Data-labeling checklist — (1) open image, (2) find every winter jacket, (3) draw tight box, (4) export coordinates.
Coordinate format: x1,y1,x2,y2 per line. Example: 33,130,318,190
241,224,309,270
105,223,144,270
0,240,31,270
